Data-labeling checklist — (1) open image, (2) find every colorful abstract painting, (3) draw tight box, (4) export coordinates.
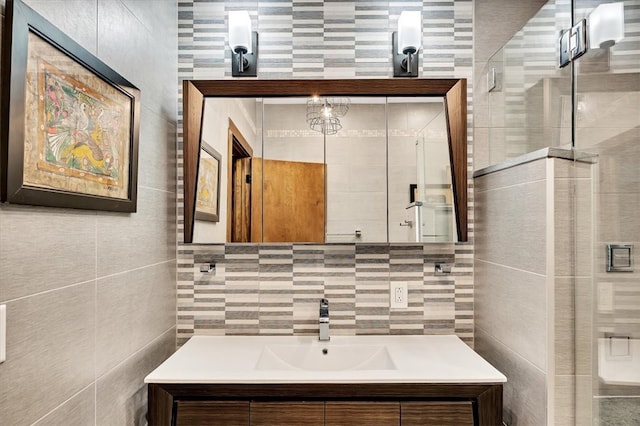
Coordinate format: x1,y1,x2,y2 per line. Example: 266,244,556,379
23,32,133,200
39,60,125,185
3,2,139,212
195,143,221,222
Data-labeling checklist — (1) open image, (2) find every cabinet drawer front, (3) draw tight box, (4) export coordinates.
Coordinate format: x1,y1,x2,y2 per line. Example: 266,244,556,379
326,402,400,426
250,402,324,426
176,401,249,425
401,401,474,426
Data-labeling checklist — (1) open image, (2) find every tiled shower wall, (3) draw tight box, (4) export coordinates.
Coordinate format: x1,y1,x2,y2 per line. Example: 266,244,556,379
177,1,475,344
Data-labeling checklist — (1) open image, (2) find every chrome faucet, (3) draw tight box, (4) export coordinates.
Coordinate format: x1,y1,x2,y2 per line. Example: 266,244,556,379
319,298,330,341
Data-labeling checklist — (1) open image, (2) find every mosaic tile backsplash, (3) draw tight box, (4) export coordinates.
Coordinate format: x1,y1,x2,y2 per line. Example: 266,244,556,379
177,0,475,346
178,243,473,345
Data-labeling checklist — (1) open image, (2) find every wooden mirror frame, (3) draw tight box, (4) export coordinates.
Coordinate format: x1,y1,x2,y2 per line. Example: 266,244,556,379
183,79,467,244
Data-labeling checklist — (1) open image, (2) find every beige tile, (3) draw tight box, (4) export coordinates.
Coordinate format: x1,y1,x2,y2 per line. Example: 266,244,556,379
23,0,97,53
96,328,175,426
596,133,640,194
555,277,575,375
554,179,593,277
555,375,575,426
138,105,177,193
576,92,640,132
575,375,593,426
0,206,97,302
474,157,546,193
475,260,548,371
473,61,490,129
97,187,176,277
97,0,177,116
33,385,95,426
554,158,593,179
96,260,176,376
575,278,593,376
475,327,547,426
474,0,548,62
473,127,490,172
475,177,547,275
120,0,177,51
96,0,148,95
488,126,507,165
597,193,640,243
576,126,638,151
0,283,95,426
488,90,505,128
574,178,595,279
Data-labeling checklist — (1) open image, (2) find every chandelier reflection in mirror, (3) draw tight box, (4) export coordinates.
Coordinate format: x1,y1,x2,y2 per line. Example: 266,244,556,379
306,96,350,135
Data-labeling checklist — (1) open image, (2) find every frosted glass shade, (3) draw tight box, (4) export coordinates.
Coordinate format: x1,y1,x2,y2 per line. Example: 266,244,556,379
397,11,422,54
589,2,624,49
229,10,252,53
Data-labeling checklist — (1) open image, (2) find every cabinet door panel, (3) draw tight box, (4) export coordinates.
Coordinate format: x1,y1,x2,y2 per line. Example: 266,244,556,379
250,402,324,426
176,401,249,425
401,401,474,426
325,402,399,426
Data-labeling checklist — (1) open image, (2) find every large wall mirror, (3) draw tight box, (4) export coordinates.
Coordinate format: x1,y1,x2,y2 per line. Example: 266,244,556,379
183,79,467,244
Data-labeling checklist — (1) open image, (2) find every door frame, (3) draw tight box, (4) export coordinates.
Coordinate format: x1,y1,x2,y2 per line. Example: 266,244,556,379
226,119,253,242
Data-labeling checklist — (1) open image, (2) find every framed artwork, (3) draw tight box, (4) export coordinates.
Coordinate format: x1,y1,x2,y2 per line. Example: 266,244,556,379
195,141,221,222
1,0,140,212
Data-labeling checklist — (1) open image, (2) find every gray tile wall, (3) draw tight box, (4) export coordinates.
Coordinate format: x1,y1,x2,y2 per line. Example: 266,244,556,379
176,0,475,346
0,0,178,424
178,243,472,344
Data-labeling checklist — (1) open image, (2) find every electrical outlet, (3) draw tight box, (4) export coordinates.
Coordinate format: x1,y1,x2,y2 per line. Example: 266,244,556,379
390,282,408,309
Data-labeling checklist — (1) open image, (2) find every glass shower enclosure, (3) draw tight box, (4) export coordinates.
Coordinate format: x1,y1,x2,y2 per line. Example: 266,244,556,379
483,0,639,424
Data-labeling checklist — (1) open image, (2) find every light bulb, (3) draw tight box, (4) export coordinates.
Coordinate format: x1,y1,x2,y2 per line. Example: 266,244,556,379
588,2,624,49
398,11,422,55
229,11,252,54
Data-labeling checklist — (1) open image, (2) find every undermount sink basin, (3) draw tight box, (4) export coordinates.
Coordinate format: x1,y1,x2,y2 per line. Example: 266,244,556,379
255,342,396,371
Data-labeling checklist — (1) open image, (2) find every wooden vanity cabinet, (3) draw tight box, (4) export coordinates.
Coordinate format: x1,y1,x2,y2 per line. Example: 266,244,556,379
401,401,474,425
176,401,249,425
325,402,400,426
251,402,324,426
148,383,502,426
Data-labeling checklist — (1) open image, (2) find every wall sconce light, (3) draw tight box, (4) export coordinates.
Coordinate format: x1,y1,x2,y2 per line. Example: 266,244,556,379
588,2,624,49
393,11,422,77
229,10,258,77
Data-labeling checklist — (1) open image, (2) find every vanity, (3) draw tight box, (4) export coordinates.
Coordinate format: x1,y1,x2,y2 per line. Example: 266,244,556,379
145,335,506,425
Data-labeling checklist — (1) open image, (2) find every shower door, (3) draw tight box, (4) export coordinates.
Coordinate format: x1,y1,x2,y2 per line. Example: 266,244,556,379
573,1,640,424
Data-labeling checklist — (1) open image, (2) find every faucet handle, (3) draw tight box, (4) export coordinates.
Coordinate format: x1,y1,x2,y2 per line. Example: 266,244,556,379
320,298,329,308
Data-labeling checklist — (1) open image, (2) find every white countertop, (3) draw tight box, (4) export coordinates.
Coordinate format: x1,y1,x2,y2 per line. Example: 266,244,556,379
145,335,507,384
